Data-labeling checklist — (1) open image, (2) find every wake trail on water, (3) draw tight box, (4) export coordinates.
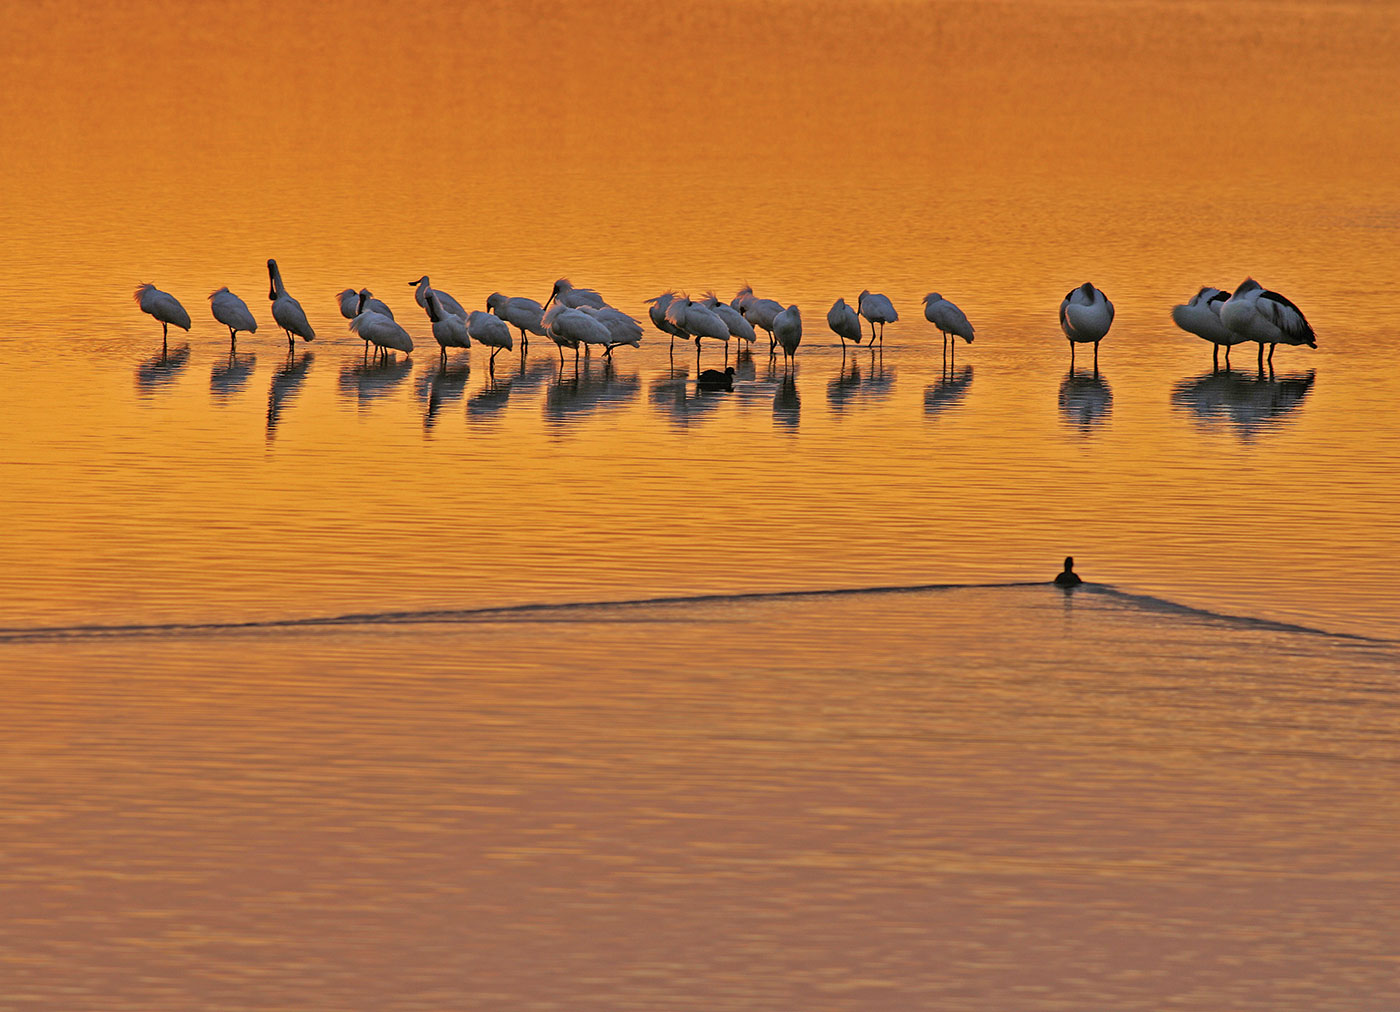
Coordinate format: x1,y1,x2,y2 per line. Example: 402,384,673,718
0,582,1389,646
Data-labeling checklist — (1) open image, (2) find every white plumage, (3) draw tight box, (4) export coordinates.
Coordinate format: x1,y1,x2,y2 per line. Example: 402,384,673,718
580,305,643,354
857,290,897,346
425,290,470,358
349,311,413,354
543,303,604,362
209,287,257,345
486,293,546,348
1059,282,1113,366
733,286,783,350
827,297,863,347
646,291,688,349
922,293,974,351
1171,286,1243,369
467,310,514,368
134,283,191,346
410,276,466,320
338,288,394,321
774,304,803,366
267,259,315,348
701,293,756,346
544,277,606,311
1220,278,1316,371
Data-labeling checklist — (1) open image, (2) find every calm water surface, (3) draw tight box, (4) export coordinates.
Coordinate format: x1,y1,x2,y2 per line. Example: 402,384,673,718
2,0,1399,1007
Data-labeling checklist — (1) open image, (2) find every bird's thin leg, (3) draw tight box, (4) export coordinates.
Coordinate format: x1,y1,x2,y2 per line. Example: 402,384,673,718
1070,340,1075,368
490,348,498,373
1268,343,1276,366
1225,345,1232,369
1213,344,1219,371
1094,340,1099,368
1257,341,1265,374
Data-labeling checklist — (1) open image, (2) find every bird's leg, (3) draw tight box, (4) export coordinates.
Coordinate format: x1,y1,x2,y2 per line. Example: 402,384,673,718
1069,340,1075,368
1213,344,1219,372
1225,345,1232,369
1257,341,1265,374
1094,340,1099,368
490,348,498,373
1268,343,1276,366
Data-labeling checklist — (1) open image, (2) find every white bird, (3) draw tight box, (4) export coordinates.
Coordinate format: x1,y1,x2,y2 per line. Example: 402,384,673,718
467,310,513,369
267,259,315,350
668,297,730,361
209,287,257,347
337,288,394,321
543,277,606,311
486,293,546,350
1220,278,1316,372
826,297,863,349
1059,282,1113,367
579,305,643,356
700,293,756,355
774,304,803,368
645,291,689,351
857,290,898,347
733,286,783,351
425,289,470,362
409,276,467,320
1171,286,1243,370
922,293,974,356
349,311,413,356
134,283,191,349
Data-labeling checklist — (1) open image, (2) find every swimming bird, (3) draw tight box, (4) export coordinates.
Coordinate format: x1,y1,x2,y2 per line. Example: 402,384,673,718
1220,278,1316,372
579,305,644,357
734,286,783,351
486,293,546,351
1171,286,1242,370
646,291,689,351
922,293,974,356
1053,557,1083,587
409,276,467,320
425,289,470,362
542,278,606,311
1059,282,1113,367
338,288,394,321
827,297,864,350
134,283,191,350
773,304,802,368
349,310,413,357
697,366,735,391
857,290,897,347
267,260,315,350
467,309,514,369
543,303,605,364
208,287,256,348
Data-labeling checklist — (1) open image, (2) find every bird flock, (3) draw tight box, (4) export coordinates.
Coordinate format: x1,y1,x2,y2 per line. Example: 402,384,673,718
135,265,1318,374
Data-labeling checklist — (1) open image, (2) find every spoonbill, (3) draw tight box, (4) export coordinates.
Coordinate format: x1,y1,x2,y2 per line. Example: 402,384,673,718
349,311,413,357
267,260,315,349
543,303,605,364
857,290,897,347
409,276,466,320
1220,278,1316,371
1059,282,1113,367
826,298,863,350
543,278,605,311
700,292,756,356
467,310,514,369
733,286,783,351
209,287,257,348
774,304,803,368
580,305,644,357
1171,286,1241,369
922,293,974,356
645,291,688,351
134,283,191,350
486,293,546,351
338,288,394,321
425,289,470,362
667,297,730,362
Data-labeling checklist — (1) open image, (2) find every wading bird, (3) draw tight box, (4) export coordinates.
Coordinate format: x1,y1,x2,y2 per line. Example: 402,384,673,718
543,304,608,363
700,293,756,357
580,305,644,357
646,291,688,351
267,260,315,350
827,297,863,350
134,283,191,350
467,310,514,370
774,304,803,368
425,289,470,363
733,286,783,351
338,288,394,321
1171,286,1242,369
409,276,466,320
1058,282,1113,367
1220,278,1316,372
857,290,897,347
486,293,546,352
209,287,257,348
922,293,974,356
349,310,413,358
543,278,605,311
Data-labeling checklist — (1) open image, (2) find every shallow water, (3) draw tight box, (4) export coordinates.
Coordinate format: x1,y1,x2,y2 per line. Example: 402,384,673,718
2,0,1399,1007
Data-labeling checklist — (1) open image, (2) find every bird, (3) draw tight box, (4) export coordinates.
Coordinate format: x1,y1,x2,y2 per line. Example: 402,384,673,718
857,290,898,347
543,303,606,364
1053,557,1083,587
733,286,783,352
1220,278,1316,372
667,297,730,362
645,291,689,351
486,293,546,351
349,311,413,357
826,297,864,350
467,310,514,369
700,293,756,357
922,293,974,357
409,276,467,320
1059,282,1113,367
774,304,802,368
697,366,735,391
267,260,315,350
1171,286,1242,370
542,278,606,311
134,283,191,351
425,289,470,362
579,305,643,357
337,288,394,321
209,287,257,348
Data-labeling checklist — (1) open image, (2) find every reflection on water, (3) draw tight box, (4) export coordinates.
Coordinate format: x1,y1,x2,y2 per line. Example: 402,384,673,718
417,362,469,432
338,354,413,410
543,360,640,429
209,351,255,401
773,374,801,430
1171,369,1315,440
924,363,973,418
1058,368,1113,432
134,344,190,396
827,356,895,416
648,367,723,430
265,351,313,440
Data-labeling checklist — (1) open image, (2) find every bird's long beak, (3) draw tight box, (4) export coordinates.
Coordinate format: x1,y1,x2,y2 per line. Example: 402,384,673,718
542,292,555,311
408,277,424,287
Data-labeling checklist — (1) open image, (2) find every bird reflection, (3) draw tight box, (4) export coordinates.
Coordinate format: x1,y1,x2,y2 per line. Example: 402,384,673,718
417,362,469,432
210,351,256,401
1058,368,1113,432
648,367,723,429
773,374,801,430
338,354,413,410
465,359,555,424
827,357,895,415
134,344,190,397
1171,369,1315,440
924,363,973,418
544,359,640,427
266,351,313,440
